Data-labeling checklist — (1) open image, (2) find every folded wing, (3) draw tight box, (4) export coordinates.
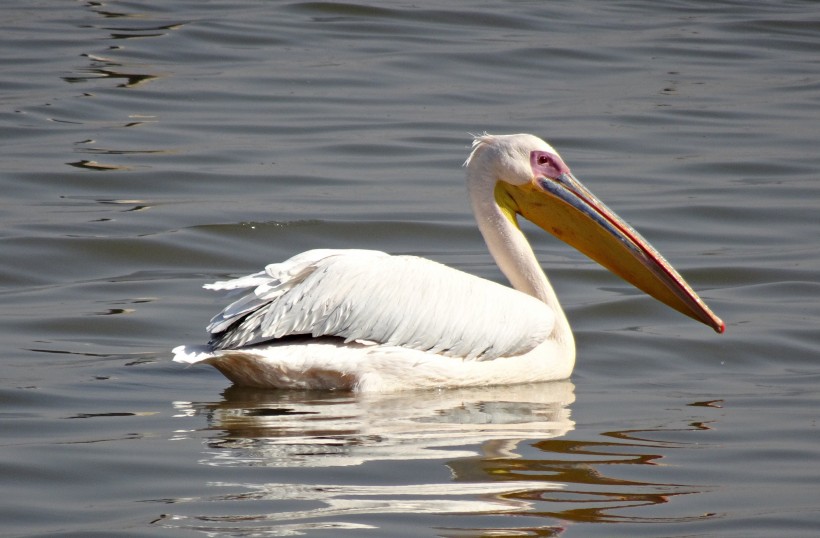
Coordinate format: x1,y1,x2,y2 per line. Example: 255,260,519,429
206,249,554,361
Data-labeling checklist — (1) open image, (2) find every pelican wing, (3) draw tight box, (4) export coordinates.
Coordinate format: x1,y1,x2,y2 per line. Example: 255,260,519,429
205,249,554,361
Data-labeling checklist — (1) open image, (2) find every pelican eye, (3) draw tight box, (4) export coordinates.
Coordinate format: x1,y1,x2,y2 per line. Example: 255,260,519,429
532,150,570,179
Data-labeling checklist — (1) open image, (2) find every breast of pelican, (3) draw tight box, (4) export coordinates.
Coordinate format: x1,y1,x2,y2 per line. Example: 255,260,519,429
173,134,723,392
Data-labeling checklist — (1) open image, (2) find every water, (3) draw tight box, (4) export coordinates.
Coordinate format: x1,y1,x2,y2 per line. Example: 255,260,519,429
1,1,819,535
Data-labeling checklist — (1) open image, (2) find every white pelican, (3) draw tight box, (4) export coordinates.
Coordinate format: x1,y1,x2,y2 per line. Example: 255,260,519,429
173,134,723,392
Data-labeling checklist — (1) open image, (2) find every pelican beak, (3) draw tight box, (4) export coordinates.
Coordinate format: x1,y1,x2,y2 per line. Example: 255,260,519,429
495,162,724,333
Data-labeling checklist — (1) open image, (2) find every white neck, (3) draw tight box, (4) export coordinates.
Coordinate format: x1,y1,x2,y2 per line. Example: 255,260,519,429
467,173,573,346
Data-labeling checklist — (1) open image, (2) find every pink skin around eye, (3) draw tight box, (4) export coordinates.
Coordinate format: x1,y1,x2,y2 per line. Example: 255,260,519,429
530,151,571,179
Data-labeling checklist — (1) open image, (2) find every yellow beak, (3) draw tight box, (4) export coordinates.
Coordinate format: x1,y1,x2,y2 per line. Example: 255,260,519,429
496,174,724,333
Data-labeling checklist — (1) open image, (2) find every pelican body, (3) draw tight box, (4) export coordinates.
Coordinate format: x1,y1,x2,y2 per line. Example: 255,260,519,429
174,134,723,392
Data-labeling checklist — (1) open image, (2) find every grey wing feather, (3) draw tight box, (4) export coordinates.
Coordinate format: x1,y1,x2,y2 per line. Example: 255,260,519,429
206,249,554,360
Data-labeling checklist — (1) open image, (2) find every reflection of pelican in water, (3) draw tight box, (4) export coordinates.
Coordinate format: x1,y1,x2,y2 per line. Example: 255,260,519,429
173,134,722,392
173,381,576,467
163,383,721,535
167,382,574,532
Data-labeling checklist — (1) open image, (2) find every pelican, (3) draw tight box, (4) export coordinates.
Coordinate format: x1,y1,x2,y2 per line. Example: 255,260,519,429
173,134,723,392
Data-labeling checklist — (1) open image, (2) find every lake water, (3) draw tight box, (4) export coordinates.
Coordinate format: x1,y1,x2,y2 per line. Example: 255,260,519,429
2,1,819,536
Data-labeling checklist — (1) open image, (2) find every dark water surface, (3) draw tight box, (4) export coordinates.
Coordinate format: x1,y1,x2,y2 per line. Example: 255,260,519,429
2,1,819,536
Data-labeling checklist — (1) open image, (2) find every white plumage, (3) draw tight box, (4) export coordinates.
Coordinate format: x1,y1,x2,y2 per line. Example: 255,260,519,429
205,249,553,360
174,133,722,392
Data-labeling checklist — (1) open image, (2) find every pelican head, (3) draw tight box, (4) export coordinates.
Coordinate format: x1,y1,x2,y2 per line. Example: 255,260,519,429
466,133,724,333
